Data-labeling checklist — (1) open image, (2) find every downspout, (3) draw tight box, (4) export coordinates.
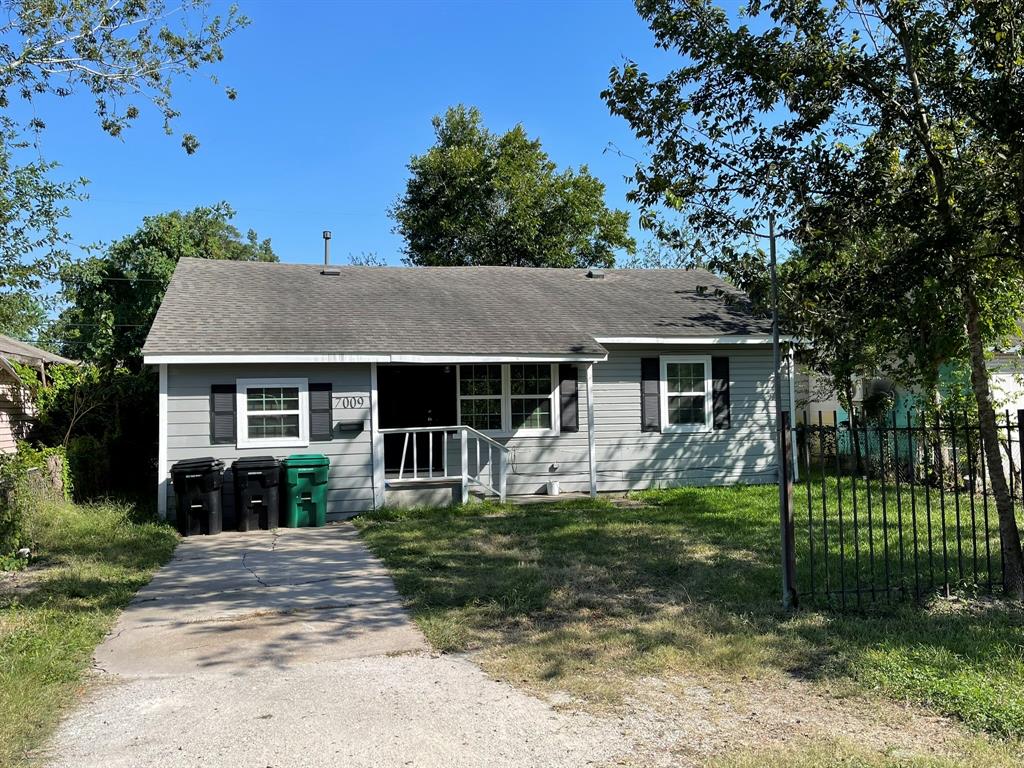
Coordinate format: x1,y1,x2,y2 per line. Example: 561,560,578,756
586,363,597,497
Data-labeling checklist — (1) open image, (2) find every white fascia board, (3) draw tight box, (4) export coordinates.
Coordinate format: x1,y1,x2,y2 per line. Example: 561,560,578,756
144,353,389,365
389,352,607,363
594,335,795,345
143,351,608,365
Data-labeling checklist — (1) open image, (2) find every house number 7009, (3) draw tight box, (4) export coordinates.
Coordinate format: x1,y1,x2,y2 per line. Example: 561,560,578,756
338,396,366,409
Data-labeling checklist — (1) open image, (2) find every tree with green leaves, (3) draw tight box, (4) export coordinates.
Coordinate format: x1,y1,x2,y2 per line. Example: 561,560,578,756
0,291,46,339
391,105,635,268
0,0,248,305
604,0,1024,597
58,203,276,369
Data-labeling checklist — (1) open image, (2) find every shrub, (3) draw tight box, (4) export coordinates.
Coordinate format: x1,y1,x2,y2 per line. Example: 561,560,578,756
66,434,109,501
0,443,68,560
23,363,156,501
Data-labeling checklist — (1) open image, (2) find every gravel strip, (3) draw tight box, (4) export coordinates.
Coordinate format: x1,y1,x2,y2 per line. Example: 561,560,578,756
45,653,631,768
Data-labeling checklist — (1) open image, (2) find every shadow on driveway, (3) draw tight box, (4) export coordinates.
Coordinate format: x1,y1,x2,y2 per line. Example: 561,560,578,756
94,523,427,676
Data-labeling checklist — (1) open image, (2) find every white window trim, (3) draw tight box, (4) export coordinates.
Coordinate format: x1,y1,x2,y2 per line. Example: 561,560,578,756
660,355,713,433
455,363,560,438
456,365,504,436
508,363,561,437
236,377,309,449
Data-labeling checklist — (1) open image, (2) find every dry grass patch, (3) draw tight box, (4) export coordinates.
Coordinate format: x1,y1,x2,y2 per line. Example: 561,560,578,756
355,489,1024,763
711,735,1020,768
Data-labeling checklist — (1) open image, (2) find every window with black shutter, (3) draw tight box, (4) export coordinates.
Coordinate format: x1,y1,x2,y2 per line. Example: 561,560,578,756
210,384,236,444
559,364,579,433
711,356,731,429
640,357,660,432
309,383,334,441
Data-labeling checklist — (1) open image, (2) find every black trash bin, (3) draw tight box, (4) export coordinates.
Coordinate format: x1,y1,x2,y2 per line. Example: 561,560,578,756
170,457,225,536
231,456,281,531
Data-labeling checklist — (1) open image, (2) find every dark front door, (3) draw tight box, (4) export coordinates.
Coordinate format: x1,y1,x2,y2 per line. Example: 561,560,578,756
378,365,457,473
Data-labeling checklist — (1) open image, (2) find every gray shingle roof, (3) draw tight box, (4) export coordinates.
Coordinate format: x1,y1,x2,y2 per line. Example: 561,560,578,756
142,259,772,358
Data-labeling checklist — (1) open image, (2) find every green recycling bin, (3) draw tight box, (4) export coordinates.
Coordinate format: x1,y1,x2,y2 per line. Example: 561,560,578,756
281,454,331,527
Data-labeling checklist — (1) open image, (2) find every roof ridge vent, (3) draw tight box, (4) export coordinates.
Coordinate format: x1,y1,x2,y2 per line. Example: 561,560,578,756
585,267,606,279
321,266,341,276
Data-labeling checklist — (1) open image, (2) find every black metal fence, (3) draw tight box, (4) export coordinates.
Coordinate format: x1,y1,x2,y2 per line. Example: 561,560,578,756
791,409,1024,607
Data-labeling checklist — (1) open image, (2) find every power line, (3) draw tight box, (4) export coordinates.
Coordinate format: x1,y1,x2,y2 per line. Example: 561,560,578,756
57,323,148,328
17,339,142,346
90,277,166,283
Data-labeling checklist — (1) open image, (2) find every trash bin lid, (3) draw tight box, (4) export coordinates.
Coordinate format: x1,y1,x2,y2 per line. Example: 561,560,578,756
282,453,330,468
171,456,224,473
231,455,280,471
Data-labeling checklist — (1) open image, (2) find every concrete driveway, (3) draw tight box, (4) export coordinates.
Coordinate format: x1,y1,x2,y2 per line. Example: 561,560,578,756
46,524,626,768
92,525,426,676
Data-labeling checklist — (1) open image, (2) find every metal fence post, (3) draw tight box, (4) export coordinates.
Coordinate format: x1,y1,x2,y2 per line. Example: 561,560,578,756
780,410,799,609
1018,410,1024,506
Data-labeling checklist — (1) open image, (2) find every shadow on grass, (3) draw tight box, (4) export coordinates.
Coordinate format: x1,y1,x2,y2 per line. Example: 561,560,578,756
356,488,1024,738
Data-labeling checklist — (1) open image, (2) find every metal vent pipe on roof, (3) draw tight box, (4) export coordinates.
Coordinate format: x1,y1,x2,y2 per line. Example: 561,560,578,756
322,230,332,265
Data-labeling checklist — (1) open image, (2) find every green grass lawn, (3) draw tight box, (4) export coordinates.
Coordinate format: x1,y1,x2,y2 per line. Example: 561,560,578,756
0,497,177,767
798,465,1020,606
354,486,1024,748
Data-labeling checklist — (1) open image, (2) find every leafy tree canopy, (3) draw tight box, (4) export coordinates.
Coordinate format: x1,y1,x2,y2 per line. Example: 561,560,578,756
0,0,249,299
0,291,46,339
392,105,635,268
604,0,1024,595
57,203,276,368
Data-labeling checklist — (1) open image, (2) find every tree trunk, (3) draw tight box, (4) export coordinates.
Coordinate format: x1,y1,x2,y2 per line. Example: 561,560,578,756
965,290,1024,599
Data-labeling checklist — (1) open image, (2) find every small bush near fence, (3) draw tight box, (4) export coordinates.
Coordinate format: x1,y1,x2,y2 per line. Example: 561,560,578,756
0,444,69,564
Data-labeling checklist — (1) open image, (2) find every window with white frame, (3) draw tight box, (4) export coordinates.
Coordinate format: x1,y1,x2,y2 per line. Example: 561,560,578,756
457,363,559,436
236,378,309,448
660,356,712,431
458,365,503,432
509,364,553,431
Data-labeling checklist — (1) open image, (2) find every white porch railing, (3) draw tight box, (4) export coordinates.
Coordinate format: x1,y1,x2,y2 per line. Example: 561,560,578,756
378,425,508,503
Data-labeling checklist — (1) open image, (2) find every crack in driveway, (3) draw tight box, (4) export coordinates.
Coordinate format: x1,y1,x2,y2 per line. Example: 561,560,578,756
240,550,271,587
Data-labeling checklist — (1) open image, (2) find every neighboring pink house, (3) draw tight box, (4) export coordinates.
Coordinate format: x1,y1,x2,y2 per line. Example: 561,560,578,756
0,335,76,455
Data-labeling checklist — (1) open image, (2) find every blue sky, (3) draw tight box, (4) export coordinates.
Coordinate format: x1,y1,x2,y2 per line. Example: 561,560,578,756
38,0,677,267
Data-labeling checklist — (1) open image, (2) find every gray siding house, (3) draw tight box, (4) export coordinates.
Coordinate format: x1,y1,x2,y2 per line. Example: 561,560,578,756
143,259,795,519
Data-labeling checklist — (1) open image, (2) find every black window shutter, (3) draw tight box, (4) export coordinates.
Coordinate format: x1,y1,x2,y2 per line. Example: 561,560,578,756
640,357,660,432
309,383,333,441
711,356,731,429
559,364,579,433
210,385,236,444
